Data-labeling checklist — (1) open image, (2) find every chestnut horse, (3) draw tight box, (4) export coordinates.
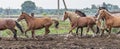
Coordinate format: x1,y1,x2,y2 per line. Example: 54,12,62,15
17,12,59,39
75,10,100,34
96,9,120,37
63,11,96,36
0,18,23,40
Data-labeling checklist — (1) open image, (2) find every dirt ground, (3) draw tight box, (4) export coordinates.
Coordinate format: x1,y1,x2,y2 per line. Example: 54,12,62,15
0,34,120,49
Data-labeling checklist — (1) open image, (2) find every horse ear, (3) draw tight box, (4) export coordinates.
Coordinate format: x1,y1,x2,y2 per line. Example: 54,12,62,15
65,11,67,14
22,12,24,14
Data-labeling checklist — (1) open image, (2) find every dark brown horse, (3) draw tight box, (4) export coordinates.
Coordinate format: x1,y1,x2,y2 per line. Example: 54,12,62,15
17,12,59,39
75,10,100,35
63,11,96,37
0,18,23,40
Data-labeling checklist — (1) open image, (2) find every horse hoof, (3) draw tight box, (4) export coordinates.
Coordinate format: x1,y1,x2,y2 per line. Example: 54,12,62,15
25,35,29,38
107,35,110,38
92,34,96,37
15,38,18,40
33,38,38,40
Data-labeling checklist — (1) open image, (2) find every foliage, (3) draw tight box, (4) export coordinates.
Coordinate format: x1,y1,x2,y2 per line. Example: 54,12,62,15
91,4,97,9
0,2,120,16
21,1,36,13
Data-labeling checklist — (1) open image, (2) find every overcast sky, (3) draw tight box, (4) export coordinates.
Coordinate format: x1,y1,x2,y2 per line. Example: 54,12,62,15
0,0,120,9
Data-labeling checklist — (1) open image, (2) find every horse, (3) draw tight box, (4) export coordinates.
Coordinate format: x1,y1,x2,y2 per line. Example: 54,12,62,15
75,10,100,34
0,18,23,40
63,11,96,37
96,9,120,37
17,12,59,39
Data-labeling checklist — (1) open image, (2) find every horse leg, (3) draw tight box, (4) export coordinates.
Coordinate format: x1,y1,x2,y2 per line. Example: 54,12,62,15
107,27,112,38
76,27,79,35
69,26,76,34
44,26,50,36
10,29,18,40
85,26,90,36
96,26,100,34
31,30,36,39
90,26,96,37
25,29,30,38
81,27,83,37
100,29,105,37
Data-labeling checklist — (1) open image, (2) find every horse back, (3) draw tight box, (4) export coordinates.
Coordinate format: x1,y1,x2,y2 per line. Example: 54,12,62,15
109,16,120,27
77,17,95,26
0,19,15,30
32,17,52,29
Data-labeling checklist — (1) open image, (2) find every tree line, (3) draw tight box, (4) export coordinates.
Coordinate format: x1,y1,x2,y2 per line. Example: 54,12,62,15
0,1,120,16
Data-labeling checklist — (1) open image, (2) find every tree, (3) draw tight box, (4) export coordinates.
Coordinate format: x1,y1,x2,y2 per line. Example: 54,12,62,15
113,5,119,9
91,4,97,9
21,1,36,13
102,2,107,8
0,8,3,13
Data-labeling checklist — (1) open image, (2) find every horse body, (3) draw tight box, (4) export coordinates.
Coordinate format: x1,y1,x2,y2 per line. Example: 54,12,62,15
0,18,23,40
17,12,59,38
25,17,51,29
110,17,120,27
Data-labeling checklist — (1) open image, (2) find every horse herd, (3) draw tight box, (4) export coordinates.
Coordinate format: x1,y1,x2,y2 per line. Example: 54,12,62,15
0,8,119,40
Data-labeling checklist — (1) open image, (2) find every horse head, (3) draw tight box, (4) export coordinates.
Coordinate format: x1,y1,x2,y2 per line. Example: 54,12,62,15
17,12,29,21
63,11,69,21
97,9,106,20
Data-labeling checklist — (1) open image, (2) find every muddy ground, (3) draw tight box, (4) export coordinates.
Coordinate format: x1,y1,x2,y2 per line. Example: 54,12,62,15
0,34,120,49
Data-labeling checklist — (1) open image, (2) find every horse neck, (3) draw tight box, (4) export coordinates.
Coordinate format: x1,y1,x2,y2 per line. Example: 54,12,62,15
24,15,33,23
68,13,79,23
104,11,113,20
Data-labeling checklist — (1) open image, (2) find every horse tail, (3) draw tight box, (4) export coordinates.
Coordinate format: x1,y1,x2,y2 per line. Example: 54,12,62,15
15,21,24,33
52,19,59,28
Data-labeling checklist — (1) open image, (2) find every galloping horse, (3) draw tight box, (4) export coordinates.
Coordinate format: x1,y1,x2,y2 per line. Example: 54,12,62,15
75,10,100,34
0,18,23,40
17,12,59,39
63,11,96,36
96,9,120,37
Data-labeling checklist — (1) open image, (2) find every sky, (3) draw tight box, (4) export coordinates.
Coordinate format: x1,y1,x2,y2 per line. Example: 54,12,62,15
0,0,120,9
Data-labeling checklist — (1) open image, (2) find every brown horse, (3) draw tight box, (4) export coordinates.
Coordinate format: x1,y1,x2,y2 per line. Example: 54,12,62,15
0,18,23,40
63,11,96,36
96,9,120,37
17,12,59,39
75,10,100,34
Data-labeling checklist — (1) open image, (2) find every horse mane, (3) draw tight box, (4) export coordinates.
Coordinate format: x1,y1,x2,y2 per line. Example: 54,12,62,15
75,10,86,17
22,12,34,18
65,11,79,17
